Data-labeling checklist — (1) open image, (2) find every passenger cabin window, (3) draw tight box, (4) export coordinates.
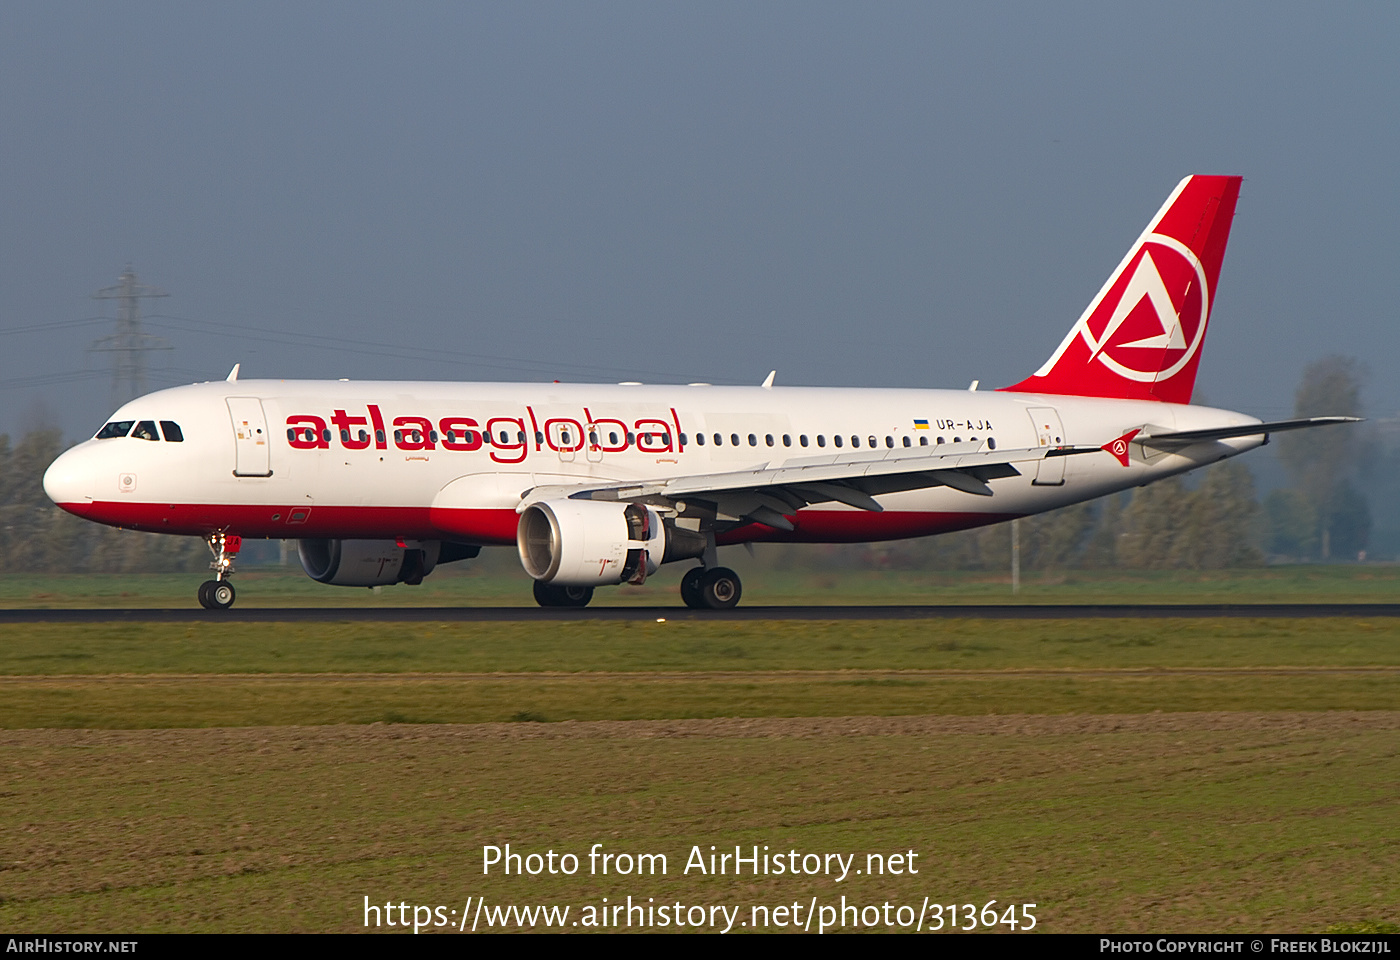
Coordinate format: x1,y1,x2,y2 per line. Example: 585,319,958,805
919,436,929,446
765,434,774,447
696,433,705,446
748,434,757,446
833,436,843,448
800,435,808,447
902,436,911,447
851,436,860,448
133,421,159,441
160,421,184,442
817,435,826,447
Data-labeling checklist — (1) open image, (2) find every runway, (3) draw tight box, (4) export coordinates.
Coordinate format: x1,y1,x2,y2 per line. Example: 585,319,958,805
4,603,1400,622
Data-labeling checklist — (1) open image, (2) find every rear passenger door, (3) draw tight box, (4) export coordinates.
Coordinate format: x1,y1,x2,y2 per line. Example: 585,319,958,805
1027,406,1066,486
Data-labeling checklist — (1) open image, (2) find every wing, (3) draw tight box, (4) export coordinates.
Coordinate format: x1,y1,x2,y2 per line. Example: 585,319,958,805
520,440,1079,532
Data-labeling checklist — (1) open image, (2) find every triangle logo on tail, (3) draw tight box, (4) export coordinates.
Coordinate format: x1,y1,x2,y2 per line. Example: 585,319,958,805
1002,175,1241,405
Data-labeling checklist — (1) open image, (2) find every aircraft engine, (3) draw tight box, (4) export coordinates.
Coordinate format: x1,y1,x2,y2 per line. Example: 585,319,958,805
297,538,442,587
517,500,691,586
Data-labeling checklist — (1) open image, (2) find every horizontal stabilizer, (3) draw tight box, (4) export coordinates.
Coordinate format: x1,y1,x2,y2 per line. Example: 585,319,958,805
1139,416,1361,448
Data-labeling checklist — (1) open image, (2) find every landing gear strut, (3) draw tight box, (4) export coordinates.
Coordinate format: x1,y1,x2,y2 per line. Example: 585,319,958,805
680,565,742,610
199,533,241,610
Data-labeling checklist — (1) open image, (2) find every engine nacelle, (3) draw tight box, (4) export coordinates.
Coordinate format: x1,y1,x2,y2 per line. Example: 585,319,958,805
517,500,670,586
298,538,442,587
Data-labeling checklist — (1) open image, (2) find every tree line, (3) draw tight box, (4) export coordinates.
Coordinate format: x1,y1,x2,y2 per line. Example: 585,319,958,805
0,429,207,574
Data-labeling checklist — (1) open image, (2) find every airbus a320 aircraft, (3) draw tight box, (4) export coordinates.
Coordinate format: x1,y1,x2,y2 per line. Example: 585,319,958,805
44,176,1355,609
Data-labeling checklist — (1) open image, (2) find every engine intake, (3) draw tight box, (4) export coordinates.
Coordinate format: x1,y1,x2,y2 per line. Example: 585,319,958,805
518,500,680,586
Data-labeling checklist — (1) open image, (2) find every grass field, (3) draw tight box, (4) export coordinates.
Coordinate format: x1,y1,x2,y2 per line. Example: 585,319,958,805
1,715,1395,932
0,618,1396,728
0,569,1396,933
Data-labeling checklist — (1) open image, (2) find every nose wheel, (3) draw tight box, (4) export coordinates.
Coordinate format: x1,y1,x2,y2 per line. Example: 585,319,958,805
199,532,242,610
198,580,236,610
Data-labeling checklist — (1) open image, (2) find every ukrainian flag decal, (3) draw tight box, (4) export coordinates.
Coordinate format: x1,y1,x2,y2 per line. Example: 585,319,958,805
913,419,929,430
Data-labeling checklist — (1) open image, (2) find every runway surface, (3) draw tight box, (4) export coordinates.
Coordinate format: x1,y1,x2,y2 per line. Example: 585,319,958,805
4,603,1400,622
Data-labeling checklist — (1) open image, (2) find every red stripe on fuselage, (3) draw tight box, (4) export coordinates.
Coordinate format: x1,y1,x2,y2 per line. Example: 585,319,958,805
59,500,1022,547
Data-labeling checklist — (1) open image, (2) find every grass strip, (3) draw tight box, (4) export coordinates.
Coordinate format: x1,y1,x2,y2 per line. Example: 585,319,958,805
2,618,1398,676
0,671,1395,728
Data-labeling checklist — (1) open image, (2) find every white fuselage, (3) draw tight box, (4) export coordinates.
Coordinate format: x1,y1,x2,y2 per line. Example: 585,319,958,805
43,378,1262,547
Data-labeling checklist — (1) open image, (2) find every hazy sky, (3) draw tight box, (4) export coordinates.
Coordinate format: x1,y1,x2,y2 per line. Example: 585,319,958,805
2,2,1397,443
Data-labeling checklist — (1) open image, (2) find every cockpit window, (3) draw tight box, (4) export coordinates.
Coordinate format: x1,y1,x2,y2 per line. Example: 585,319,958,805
160,421,184,442
133,421,160,441
96,421,134,439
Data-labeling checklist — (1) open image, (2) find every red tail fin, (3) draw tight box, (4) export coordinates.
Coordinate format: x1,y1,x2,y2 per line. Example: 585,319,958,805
1002,175,1242,404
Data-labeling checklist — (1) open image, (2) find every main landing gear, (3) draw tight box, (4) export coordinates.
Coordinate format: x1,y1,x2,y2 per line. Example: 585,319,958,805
680,566,742,610
198,532,241,610
533,581,595,608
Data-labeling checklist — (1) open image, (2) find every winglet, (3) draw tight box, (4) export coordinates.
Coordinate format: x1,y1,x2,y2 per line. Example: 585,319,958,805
761,370,776,389
226,363,240,383
1101,429,1141,467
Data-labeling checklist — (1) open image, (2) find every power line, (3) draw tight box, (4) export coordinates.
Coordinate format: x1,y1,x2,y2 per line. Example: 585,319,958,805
90,266,172,404
143,312,740,385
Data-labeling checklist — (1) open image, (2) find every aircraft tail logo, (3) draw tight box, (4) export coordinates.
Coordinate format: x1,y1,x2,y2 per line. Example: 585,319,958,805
1002,175,1242,404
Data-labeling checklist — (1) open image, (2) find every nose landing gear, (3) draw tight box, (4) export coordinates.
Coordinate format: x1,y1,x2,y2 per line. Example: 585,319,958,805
199,533,241,610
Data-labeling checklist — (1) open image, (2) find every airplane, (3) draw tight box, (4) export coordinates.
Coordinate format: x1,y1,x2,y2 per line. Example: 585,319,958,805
43,175,1356,610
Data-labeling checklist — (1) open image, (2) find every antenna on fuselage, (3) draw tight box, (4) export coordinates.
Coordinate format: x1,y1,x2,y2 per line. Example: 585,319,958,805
761,370,776,389
226,363,240,382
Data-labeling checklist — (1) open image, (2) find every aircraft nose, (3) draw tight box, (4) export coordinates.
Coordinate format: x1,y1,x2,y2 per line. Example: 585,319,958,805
44,447,95,516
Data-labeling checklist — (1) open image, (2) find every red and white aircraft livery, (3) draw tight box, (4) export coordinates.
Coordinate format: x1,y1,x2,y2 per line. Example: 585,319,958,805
44,176,1355,609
